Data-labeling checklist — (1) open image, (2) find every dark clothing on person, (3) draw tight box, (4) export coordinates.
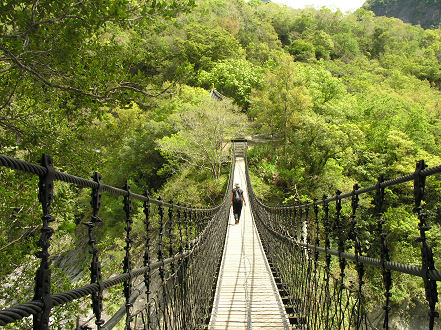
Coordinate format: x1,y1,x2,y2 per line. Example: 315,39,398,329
233,200,242,221
232,188,244,221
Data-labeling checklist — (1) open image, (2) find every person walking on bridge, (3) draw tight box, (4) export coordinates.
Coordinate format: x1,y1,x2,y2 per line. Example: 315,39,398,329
231,183,246,224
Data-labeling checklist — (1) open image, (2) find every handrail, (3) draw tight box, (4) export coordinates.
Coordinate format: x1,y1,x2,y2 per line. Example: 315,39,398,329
0,154,220,211
0,152,234,328
245,149,441,329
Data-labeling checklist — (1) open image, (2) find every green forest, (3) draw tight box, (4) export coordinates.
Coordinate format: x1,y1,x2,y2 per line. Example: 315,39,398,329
1,0,441,327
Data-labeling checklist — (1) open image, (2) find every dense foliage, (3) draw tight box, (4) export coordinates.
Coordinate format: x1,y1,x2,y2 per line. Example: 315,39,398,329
1,0,441,327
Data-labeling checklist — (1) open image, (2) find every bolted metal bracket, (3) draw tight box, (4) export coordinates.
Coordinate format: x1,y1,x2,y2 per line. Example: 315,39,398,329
88,172,104,328
414,160,439,329
33,154,55,330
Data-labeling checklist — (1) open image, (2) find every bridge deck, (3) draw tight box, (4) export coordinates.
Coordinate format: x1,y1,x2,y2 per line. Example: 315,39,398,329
209,158,289,329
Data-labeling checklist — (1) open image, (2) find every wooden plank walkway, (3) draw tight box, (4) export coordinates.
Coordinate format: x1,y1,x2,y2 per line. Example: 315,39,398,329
209,157,290,330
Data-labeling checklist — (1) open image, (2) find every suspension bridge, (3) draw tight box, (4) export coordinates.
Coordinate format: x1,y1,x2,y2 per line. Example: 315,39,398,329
0,140,440,329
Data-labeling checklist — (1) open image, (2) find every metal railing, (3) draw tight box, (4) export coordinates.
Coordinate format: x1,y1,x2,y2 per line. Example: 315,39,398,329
0,153,234,329
245,148,441,329
2,143,441,329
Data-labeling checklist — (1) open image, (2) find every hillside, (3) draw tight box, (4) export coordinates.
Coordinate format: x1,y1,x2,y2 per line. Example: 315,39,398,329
1,0,441,327
363,0,441,28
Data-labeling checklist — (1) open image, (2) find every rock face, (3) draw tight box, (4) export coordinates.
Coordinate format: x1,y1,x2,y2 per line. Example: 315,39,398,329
363,0,441,29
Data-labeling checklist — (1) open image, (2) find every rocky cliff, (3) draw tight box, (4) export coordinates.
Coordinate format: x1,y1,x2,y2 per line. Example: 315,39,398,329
363,0,441,29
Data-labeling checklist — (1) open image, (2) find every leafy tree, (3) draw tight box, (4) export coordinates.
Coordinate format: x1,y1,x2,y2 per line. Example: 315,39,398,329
250,55,311,157
256,2,298,46
371,27,389,58
158,91,247,179
198,58,264,109
288,39,316,62
292,12,317,36
176,22,244,71
0,0,196,108
307,30,334,60
92,103,170,191
302,64,346,106
237,4,282,50
331,32,361,60
245,42,273,65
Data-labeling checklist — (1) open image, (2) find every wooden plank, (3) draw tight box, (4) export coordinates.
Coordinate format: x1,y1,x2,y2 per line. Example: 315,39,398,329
209,158,290,330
